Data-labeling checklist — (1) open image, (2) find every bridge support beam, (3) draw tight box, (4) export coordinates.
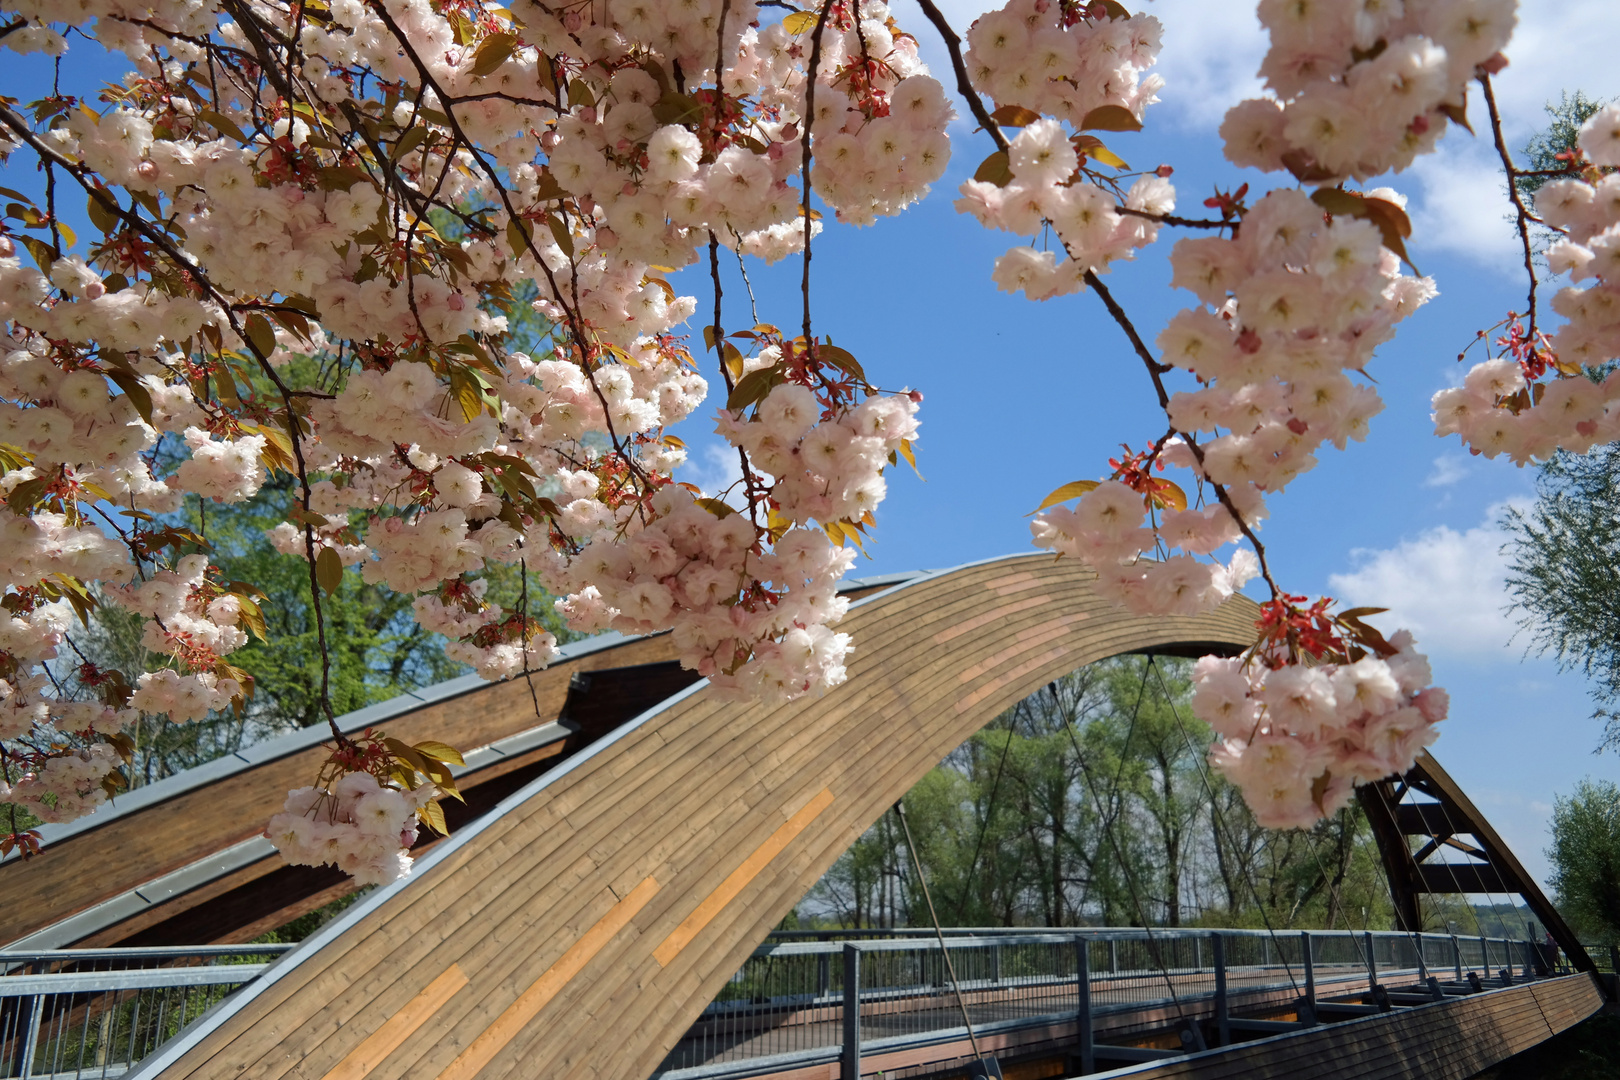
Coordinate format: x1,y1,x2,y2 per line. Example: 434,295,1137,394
842,945,861,1080
1075,936,1094,1074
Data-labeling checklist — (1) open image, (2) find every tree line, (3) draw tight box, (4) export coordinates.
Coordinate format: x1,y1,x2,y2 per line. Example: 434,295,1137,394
797,656,1537,941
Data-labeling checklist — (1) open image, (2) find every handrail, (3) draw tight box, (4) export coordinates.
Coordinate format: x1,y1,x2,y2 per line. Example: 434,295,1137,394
0,966,270,996
750,927,1527,959
0,945,293,965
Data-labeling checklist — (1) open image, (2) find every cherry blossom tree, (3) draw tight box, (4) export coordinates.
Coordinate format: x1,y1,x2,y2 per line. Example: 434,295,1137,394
0,0,1611,889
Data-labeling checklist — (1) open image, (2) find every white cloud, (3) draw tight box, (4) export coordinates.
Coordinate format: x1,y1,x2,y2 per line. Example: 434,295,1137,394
1485,0,1620,138
1146,0,1266,128
1406,142,1520,269
681,441,744,499
1327,506,1527,656
1424,454,1471,488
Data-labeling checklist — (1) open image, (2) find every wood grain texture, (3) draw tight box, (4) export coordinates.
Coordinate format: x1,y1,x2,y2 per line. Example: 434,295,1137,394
134,555,1265,1080
1086,974,1602,1080
322,965,468,1080
0,631,685,946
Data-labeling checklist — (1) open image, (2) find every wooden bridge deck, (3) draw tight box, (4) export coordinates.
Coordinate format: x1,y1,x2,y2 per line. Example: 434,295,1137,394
1096,973,1602,1080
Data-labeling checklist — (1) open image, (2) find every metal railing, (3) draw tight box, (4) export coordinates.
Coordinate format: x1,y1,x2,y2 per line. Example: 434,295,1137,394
0,947,291,1080
653,928,1560,1080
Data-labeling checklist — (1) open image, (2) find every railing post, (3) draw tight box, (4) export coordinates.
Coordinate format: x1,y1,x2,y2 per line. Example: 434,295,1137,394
1300,932,1317,1026
1195,936,1203,971
991,943,1002,986
1212,933,1229,1047
1075,936,1094,1074
818,952,831,999
1451,934,1463,983
1610,945,1620,977
1363,931,1378,993
1263,936,1272,969
1108,939,1118,975
1479,934,1490,977
841,944,861,1080
19,993,43,1080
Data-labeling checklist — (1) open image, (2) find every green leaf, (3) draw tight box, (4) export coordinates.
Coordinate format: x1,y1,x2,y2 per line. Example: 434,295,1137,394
315,545,344,596
898,439,923,479
1032,479,1099,513
418,798,449,835
236,596,269,642
695,497,736,518
651,93,703,126
470,32,517,77
1149,479,1187,512
506,216,534,258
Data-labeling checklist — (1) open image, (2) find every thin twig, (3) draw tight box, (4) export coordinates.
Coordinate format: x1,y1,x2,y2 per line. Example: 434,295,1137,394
1480,74,1542,342
799,1,833,346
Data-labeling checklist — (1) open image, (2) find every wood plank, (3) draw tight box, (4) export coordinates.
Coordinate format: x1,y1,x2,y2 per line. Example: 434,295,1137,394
435,877,660,1080
320,964,467,1080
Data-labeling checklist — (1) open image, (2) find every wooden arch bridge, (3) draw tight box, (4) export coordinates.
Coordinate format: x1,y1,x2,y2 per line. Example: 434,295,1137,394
0,554,1606,1080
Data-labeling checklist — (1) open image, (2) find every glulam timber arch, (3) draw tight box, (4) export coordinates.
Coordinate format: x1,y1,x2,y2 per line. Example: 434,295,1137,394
128,553,1260,1080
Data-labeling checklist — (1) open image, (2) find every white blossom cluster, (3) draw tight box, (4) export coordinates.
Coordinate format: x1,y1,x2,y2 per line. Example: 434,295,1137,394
265,771,438,887
964,0,1164,132
957,118,1175,300
1193,634,1448,829
0,0,940,868
1220,0,1518,182
1033,188,1435,611
1434,105,1620,460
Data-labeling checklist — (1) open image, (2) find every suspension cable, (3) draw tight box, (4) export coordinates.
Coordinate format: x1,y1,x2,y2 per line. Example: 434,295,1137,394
951,720,1016,923
893,800,984,1061
1148,657,1302,996
1059,658,1192,1022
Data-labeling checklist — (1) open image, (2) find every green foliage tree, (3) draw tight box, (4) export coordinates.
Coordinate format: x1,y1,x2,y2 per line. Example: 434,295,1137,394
1502,449,1620,749
1500,90,1620,750
801,656,1396,931
29,253,575,795
1547,778,1620,943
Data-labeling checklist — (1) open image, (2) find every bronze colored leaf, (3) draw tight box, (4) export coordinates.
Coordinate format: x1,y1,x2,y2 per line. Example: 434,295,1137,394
989,104,1041,128
1080,105,1142,132
973,150,1012,187
470,32,517,77
1032,479,1100,513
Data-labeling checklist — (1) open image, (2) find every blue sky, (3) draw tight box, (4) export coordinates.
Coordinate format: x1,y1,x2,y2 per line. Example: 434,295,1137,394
6,0,1620,886
668,0,1620,886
